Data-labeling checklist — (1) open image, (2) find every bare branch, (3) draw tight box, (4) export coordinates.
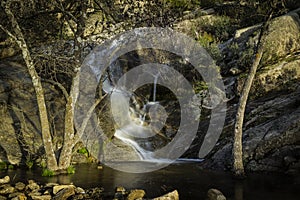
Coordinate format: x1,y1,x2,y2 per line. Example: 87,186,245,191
42,78,69,100
75,93,108,144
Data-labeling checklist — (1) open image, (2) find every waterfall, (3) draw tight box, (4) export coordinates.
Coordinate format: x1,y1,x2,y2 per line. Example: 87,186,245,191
114,130,153,160
104,64,168,162
153,74,159,102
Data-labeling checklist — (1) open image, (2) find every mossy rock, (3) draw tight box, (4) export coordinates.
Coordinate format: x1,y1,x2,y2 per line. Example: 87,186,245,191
262,11,300,65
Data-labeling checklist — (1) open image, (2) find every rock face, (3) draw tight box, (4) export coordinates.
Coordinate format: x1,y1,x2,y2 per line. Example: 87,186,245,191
0,61,66,165
200,8,300,173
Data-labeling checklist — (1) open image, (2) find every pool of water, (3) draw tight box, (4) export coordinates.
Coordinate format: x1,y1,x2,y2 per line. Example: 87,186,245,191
1,162,300,200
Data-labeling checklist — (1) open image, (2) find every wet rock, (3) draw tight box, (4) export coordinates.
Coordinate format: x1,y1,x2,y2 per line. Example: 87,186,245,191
52,187,75,200
114,186,127,199
9,192,26,199
85,187,103,199
26,180,40,191
127,189,145,200
115,186,126,195
15,182,26,191
207,189,226,200
0,195,6,200
0,176,9,185
30,195,51,200
53,185,75,195
153,190,179,200
75,187,85,194
0,184,15,195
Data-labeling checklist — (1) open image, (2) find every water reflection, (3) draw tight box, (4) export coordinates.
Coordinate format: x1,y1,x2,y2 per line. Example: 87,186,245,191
1,163,300,200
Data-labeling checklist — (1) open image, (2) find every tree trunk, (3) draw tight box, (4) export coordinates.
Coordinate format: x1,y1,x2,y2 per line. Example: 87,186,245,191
58,75,79,169
57,0,87,171
1,0,58,170
233,29,266,177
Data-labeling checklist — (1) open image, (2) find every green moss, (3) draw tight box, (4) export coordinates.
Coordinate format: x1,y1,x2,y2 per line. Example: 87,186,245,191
26,160,34,169
67,165,76,174
194,81,209,93
42,169,55,177
77,147,89,157
0,162,7,170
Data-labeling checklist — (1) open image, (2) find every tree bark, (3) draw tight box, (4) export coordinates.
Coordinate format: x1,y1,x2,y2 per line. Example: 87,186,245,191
57,0,87,170
0,0,58,170
233,51,263,176
233,21,268,177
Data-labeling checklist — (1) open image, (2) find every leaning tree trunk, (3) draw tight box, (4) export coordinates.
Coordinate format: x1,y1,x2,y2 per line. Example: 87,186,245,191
232,17,271,177
233,50,263,176
0,1,58,171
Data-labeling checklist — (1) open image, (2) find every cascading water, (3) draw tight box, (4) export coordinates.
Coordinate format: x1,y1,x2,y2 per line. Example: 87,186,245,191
152,73,159,102
103,67,167,162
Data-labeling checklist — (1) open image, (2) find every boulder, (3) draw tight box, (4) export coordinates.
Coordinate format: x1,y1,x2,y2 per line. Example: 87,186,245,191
153,190,179,200
0,184,15,195
15,182,26,191
52,187,75,200
53,185,75,195
207,189,226,200
261,9,300,65
127,189,145,200
0,177,9,185
30,195,51,200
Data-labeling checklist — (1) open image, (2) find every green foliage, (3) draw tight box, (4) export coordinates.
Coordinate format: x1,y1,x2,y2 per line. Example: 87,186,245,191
42,169,55,177
67,165,76,174
197,32,222,61
0,162,7,170
199,15,235,42
77,147,89,157
166,0,200,9
39,159,47,169
194,81,209,93
26,160,34,169
8,165,14,170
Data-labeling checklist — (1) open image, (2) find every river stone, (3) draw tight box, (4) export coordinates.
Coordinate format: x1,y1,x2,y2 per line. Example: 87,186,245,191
0,195,6,200
116,186,126,193
153,190,179,200
15,182,26,191
207,189,226,200
8,192,26,199
31,195,51,200
53,185,75,195
0,176,9,185
75,187,85,194
26,180,40,191
52,187,75,200
0,184,15,195
127,189,145,200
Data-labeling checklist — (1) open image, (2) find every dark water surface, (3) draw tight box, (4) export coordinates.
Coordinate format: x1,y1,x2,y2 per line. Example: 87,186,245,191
1,162,300,200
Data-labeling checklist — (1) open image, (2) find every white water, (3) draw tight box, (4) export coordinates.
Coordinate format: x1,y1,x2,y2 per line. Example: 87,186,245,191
152,74,159,102
114,129,154,160
104,64,168,162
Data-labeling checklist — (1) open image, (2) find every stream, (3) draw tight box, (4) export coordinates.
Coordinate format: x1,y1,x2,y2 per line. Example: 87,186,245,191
1,162,300,200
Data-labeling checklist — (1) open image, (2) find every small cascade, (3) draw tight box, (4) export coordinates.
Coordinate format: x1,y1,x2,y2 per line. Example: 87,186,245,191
114,129,153,160
104,65,169,162
152,74,159,102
